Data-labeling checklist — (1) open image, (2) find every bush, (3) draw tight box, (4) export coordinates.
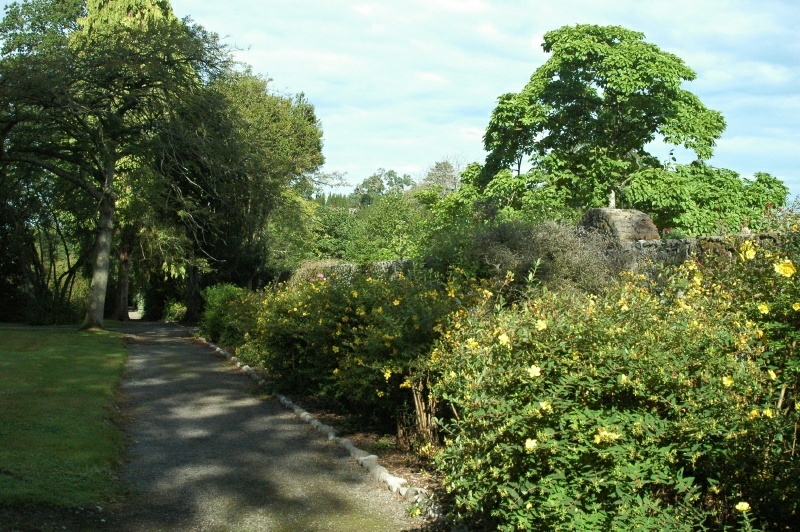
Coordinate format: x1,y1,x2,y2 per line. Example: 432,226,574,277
430,262,797,530
464,219,627,296
198,284,257,347
234,267,484,443
162,299,187,322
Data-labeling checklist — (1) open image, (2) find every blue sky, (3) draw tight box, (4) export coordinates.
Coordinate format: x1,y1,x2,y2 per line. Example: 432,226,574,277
11,0,799,197
166,0,799,197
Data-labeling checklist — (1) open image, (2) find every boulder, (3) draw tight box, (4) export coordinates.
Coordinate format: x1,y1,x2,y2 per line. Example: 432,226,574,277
580,208,660,242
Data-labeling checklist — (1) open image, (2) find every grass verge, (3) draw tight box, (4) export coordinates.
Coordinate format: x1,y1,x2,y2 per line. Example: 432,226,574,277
0,328,127,508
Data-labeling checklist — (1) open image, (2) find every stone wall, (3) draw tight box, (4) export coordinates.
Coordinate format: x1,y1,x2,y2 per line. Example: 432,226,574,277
580,207,785,269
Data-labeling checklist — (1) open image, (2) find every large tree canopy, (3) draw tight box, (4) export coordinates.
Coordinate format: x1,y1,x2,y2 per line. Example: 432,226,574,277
0,0,227,327
482,24,727,207
157,69,325,287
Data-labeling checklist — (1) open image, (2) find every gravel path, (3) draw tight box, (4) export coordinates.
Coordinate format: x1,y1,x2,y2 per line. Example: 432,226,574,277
114,322,419,531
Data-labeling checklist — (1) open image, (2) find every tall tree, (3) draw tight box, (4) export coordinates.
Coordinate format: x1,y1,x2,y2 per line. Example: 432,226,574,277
421,159,461,195
155,70,324,289
483,24,726,207
351,168,414,207
0,0,227,328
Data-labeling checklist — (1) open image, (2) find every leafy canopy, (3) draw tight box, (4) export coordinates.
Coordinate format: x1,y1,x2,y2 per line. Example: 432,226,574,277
483,24,726,207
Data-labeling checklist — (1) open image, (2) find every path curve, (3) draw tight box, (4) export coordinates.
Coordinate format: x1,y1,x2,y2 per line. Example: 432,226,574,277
115,322,419,531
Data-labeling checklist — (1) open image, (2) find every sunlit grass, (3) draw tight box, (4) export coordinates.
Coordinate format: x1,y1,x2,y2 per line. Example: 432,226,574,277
0,328,127,507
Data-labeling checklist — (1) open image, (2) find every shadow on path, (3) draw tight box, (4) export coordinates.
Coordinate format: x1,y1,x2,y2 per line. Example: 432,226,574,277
114,322,417,531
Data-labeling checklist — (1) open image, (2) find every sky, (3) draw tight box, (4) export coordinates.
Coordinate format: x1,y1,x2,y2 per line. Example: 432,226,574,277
164,0,799,197
11,0,799,197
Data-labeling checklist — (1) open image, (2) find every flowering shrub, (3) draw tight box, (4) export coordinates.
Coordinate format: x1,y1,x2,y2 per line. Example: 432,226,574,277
710,232,800,370
430,262,798,530
213,268,483,442
199,283,258,347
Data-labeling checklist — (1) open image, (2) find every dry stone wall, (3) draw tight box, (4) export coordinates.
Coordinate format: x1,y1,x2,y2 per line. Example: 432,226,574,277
580,208,785,269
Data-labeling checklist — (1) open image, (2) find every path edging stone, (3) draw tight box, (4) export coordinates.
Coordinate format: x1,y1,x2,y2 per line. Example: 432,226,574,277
199,338,431,507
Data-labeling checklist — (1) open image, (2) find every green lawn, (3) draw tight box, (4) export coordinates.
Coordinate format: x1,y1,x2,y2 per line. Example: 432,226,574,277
0,328,127,507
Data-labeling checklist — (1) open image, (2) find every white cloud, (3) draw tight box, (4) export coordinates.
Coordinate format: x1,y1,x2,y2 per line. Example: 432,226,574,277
160,0,800,195
423,0,490,13
414,71,449,85
351,3,378,17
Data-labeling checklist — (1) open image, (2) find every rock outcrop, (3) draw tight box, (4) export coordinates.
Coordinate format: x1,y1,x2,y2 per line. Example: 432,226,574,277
580,208,660,242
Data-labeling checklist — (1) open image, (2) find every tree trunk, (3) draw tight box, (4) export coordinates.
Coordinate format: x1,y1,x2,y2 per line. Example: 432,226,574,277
82,194,116,329
408,379,437,446
111,224,137,321
183,265,203,324
111,236,131,321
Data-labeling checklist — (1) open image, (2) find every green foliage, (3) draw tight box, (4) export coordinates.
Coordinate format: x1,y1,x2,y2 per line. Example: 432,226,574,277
417,181,482,272
481,92,542,186
162,299,187,323
625,164,788,236
483,169,578,224
711,232,800,395
421,160,460,195
349,191,427,263
0,0,230,328
464,220,626,295
483,24,726,208
312,188,427,264
198,283,257,347
350,168,414,207
201,270,482,438
430,259,799,530
312,206,358,260
0,165,93,324
159,70,324,287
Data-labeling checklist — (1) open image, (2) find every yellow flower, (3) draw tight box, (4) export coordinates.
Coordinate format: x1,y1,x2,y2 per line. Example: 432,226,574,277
758,302,770,315
465,338,480,350
524,438,538,452
774,259,796,278
794,224,799,232
763,408,774,418
539,401,552,413
749,409,760,419
393,299,401,306
723,376,735,387
332,346,340,353
739,241,756,261
535,319,548,331
735,501,751,513
594,428,622,444
498,333,511,348
768,369,777,380
528,365,542,378
383,368,392,381
794,302,800,311
351,290,358,298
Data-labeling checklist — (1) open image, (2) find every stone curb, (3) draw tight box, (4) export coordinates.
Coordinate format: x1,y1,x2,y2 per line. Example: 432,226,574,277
198,338,430,506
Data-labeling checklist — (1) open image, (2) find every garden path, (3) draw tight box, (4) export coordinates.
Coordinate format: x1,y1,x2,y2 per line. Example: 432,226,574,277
114,321,418,531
